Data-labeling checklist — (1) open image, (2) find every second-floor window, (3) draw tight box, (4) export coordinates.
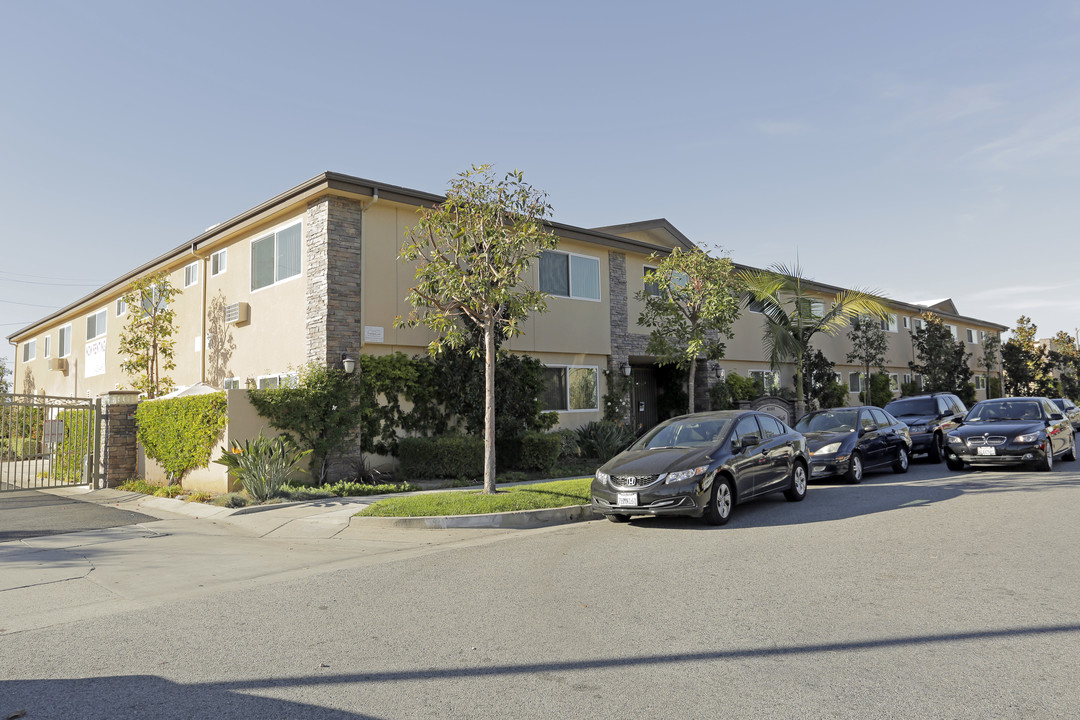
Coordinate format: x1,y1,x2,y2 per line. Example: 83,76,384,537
43,335,51,358
184,262,199,288
58,325,71,358
211,249,227,277
22,339,35,362
86,309,107,341
116,297,127,316
251,223,302,291
539,250,600,301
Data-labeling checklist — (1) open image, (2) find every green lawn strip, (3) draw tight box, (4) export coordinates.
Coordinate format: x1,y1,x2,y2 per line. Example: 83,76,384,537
356,477,592,517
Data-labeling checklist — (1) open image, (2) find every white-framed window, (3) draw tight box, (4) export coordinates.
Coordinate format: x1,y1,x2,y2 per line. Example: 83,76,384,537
22,339,36,362
184,262,199,288
975,376,987,390
256,372,299,390
43,335,51,359
749,369,780,394
903,316,910,329
58,325,72,358
211,249,227,277
223,377,241,390
914,318,926,331
541,365,599,411
86,309,107,341
116,298,127,316
809,299,826,319
251,222,302,292
834,371,843,385
848,372,863,393
945,323,957,340
643,265,660,297
879,313,898,333
965,328,975,343
539,250,601,301
903,373,912,386
889,373,899,392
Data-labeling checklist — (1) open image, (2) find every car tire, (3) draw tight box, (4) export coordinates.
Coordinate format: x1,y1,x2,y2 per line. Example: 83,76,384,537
844,452,864,484
946,454,965,471
1065,435,1076,462
784,462,808,502
606,513,630,523
928,433,944,463
892,447,910,474
703,477,734,526
1037,446,1054,472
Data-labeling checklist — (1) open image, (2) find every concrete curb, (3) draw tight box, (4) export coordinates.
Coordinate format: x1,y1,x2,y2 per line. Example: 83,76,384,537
351,503,600,529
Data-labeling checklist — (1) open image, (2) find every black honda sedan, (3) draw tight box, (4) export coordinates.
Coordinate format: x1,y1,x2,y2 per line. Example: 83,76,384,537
794,406,912,483
944,397,1076,471
591,410,810,526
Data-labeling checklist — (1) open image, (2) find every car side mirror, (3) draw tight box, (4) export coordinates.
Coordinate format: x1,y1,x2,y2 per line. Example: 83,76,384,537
739,435,760,450
1050,412,1064,421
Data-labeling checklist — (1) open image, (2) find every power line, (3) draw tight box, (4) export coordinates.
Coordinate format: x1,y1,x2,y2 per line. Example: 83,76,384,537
0,299,62,308
0,276,101,287
0,269,101,283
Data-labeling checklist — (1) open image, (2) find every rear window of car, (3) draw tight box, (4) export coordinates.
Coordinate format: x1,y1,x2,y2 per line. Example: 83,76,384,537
885,398,936,416
869,408,891,426
757,414,785,439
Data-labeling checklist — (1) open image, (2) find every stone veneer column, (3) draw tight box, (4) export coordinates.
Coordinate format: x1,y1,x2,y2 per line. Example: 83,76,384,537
305,196,366,366
100,390,140,488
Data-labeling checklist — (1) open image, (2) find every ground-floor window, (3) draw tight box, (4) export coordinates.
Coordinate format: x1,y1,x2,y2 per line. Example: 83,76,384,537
256,372,299,390
749,369,780,395
542,366,598,411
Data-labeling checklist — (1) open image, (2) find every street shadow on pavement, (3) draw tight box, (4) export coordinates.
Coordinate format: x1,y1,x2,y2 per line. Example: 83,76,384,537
0,489,159,543
7,623,1076,718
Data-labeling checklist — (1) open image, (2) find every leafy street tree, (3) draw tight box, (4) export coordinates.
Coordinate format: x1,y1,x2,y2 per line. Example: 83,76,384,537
978,331,1002,399
1001,316,1055,397
118,272,181,398
0,356,9,394
800,347,847,411
908,312,972,395
398,165,558,494
636,247,743,415
846,317,889,404
739,261,888,418
1048,330,1080,400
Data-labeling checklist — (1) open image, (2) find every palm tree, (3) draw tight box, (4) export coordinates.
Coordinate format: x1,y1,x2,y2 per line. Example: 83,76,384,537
738,261,889,419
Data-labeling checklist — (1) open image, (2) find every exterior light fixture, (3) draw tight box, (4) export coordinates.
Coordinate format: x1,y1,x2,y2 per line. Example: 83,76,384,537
622,363,632,377
342,353,357,374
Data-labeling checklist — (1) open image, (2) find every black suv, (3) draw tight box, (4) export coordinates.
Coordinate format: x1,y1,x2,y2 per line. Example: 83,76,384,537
883,393,967,463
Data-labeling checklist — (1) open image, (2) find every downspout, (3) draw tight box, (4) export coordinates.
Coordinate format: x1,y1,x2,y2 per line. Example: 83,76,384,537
191,241,211,383
358,188,379,349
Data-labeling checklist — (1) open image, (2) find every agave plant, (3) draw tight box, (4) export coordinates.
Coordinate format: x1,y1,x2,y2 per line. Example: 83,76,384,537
575,421,634,463
213,434,312,502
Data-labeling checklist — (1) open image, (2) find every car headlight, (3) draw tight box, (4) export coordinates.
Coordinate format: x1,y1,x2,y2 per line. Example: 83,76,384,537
947,435,963,445
1015,433,1039,443
664,466,709,484
812,442,842,455
595,470,610,485
909,425,927,434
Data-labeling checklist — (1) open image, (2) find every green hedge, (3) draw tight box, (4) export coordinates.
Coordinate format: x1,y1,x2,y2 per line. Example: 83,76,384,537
398,436,485,481
52,409,96,483
519,431,561,472
136,393,228,482
0,437,38,460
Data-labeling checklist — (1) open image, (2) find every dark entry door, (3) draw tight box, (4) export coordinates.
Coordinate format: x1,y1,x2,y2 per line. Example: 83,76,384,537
630,367,658,435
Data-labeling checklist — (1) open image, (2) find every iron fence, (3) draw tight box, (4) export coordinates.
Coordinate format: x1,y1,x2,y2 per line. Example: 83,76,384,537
0,393,101,492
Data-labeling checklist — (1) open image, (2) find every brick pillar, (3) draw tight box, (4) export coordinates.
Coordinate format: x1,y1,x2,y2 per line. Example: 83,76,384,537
101,390,140,488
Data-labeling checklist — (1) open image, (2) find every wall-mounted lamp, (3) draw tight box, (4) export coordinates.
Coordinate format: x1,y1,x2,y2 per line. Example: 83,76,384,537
341,352,357,374
621,363,632,377
713,366,725,380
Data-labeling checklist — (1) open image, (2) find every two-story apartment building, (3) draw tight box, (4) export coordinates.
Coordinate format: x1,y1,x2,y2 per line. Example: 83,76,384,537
7,171,1008,437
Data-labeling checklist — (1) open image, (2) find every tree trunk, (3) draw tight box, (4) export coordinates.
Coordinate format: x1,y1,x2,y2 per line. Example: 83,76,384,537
794,351,805,420
687,357,697,415
483,319,497,494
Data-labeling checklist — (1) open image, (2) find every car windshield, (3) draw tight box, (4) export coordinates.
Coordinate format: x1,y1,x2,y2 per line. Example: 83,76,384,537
967,401,1043,422
884,398,936,416
633,417,732,450
1053,399,1069,410
795,410,858,434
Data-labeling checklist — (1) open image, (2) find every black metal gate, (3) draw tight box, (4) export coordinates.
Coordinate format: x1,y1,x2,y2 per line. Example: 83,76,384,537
0,394,101,492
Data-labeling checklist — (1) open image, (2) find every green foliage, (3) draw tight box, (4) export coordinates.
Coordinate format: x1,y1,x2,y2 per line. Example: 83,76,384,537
135,393,228,484
213,434,312,502
248,363,366,483
118,271,181,398
726,372,759,402
1001,316,1055,397
959,382,977,408
909,312,973,396
52,408,97,483
1,405,44,440
1,437,38,460
637,248,743,414
602,369,633,422
398,165,558,494
284,480,421,499
574,421,634,463
709,378,732,410
1049,330,1080,401
519,431,561,472
118,479,187,498
0,356,8,395
987,376,1002,399
551,428,581,458
858,372,893,408
357,477,592,518
739,260,888,413
846,318,889,389
397,436,485,481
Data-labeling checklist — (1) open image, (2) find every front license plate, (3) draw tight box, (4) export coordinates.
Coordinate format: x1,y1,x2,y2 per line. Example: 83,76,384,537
617,492,638,507
976,446,996,456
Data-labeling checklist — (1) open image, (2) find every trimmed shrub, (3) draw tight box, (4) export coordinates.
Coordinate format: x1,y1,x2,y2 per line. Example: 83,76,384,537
519,432,561,472
136,393,228,484
397,436,484,481
575,421,635,463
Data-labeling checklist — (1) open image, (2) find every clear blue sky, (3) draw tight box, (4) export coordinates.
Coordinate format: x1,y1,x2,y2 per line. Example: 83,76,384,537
4,1,1080,373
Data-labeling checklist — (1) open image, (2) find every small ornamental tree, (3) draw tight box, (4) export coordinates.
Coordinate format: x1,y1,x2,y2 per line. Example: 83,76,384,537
908,312,972,395
978,331,1002,398
637,247,743,415
398,165,558,494
1002,316,1055,396
801,348,847,410
0,356,9,395
1049,330,1080,400
118,272,180,398
846,317,889,404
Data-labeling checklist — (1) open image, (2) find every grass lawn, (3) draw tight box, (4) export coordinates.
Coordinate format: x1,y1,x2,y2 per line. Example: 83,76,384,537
356,477,592,517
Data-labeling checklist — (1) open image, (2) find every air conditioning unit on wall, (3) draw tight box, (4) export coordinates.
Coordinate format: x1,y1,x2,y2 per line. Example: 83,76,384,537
225,302,249,325
48,358,68,372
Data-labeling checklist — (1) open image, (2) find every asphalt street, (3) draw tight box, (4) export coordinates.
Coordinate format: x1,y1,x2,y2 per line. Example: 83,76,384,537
2,457,1078,719
0,488,157,543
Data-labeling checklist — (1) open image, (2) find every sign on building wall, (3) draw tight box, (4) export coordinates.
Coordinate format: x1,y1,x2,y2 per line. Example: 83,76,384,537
364,326,384,343
85,338,107,377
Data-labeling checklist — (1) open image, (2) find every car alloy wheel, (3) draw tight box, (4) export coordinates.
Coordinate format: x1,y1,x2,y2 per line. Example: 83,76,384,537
784,462,807,501
893,447,909,474
845,453,863,484
704,478,734,526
